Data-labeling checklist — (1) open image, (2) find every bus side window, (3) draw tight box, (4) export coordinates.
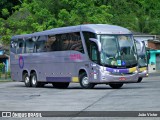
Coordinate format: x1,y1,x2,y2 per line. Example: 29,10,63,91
60,32,84,53
25,39,35,53
82,31,97,56
47,35,57,51
36,36,48,52
69,32,84,53
36,41,46,52
60,33,70,51
11,39,17,54
17,39,24,54
90,42,98,63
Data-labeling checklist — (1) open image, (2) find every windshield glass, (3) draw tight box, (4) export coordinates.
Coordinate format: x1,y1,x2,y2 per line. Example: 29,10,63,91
100,35,137,67
138,54,147,67
135,41,147,67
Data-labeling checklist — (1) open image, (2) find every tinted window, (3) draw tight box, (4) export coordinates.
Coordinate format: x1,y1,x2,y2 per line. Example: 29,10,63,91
48,35,59,51
25,39,35,53
17,39,25,54
61,32,84,53
90,42,99,63
48,32,84,53
10,39,18,54
36,36,48,52
82,31,96,56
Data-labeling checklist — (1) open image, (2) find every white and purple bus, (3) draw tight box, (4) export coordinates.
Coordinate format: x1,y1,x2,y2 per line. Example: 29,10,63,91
135,40,149,82
10,24,139,89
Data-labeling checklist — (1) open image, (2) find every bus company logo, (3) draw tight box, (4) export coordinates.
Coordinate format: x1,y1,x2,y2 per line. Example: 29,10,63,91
19,56,24,69
70,54,82,60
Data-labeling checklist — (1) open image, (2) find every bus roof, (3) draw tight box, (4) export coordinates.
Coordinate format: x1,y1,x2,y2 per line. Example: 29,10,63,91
11,24,132,39
81,24,131,34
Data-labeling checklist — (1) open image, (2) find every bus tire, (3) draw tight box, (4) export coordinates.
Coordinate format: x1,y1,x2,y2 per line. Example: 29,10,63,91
137,77,143,83
23,73,31,87
79,73,95,89
30,72,40,87
109,83,123,89
52,82,69,89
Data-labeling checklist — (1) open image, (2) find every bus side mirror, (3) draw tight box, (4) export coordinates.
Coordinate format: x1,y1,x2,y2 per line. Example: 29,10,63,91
89,38,101,52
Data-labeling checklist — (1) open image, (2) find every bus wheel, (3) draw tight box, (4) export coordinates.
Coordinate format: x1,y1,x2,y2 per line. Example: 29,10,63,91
23,73,31,87
109,83,123,89
52,82,69,89
30,72,40,87
137,77,143,83
79,73,95,89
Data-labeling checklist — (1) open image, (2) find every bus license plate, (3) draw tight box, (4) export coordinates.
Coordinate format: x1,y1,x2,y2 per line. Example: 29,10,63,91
119,77,126,81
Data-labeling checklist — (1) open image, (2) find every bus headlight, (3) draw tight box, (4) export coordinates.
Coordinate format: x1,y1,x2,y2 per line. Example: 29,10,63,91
143,70,147,73
146,73,149,77
133,70,138,74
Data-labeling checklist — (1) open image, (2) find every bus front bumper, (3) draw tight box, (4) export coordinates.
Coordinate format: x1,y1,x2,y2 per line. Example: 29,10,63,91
90,72,139,83
138,71,149,78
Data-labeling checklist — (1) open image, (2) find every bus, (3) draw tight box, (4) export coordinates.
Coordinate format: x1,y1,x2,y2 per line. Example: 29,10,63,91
10,24,139,89
135,40,149,82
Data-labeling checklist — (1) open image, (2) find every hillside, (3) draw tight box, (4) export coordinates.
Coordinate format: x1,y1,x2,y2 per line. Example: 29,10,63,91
0,0,160,46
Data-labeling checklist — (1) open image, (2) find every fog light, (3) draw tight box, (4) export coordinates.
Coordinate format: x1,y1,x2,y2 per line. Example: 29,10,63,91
146,73,149,76
102,77,106,80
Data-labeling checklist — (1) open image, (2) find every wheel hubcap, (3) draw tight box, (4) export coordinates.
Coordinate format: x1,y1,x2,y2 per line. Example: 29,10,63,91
25,76,29,83
82,77,89,86
32,76,36,85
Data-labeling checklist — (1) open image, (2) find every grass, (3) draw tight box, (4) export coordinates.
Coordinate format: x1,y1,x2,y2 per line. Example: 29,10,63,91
0,78,12,81
0,78,12,83
0,73,12,83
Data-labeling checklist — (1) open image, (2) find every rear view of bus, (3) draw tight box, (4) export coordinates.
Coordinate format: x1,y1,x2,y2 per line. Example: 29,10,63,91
135,40,149,82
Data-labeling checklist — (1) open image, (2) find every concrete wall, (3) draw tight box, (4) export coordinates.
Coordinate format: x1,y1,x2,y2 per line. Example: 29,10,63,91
148,50,160,73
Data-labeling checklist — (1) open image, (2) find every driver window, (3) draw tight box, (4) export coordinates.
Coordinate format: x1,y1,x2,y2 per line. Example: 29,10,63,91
90,42,98,63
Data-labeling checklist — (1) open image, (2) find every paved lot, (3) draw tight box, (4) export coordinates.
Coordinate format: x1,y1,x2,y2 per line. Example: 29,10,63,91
0,75,160,119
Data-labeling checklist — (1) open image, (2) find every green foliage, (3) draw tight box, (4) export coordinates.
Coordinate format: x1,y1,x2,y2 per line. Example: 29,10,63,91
7,71,11,78
107,0,160,34
0,0,160,46
0,63,4,73
2,8,9,17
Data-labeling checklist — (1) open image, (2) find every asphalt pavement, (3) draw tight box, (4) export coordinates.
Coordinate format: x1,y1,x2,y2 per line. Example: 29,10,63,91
0,75,160,120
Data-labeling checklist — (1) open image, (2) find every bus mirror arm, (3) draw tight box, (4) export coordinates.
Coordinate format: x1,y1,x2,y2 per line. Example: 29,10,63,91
89,38,101,52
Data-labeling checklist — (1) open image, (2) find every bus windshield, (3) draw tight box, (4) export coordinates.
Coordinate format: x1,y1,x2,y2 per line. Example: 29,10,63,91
138,54,147,67
100,35,137,67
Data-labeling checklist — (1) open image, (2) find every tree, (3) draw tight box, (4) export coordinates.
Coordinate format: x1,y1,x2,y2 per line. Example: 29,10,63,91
1,0,160,47
0,0,21,19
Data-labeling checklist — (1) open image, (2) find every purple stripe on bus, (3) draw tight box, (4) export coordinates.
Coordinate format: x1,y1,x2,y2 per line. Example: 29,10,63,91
106,68,129,73
46,77,71,82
